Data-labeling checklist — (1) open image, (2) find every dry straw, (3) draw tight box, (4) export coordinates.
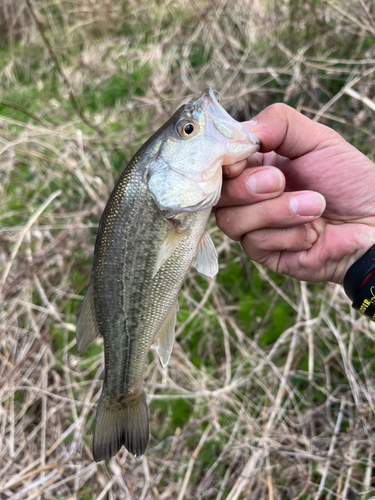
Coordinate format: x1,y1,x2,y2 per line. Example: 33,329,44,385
1,0,375,498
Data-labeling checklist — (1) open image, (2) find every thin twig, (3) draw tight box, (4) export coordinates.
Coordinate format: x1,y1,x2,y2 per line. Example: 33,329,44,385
314,397,346,500
0,190,62,296
114,454,135,500
177,422,213,500
301,282,314,382
25,0,105,138
0,100,50,126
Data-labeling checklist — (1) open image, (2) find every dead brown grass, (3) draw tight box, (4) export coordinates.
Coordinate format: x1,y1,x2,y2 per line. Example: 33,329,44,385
1,0,375,498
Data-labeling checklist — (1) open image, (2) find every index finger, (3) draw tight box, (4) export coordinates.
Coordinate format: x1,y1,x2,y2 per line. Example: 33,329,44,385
245,104,345,159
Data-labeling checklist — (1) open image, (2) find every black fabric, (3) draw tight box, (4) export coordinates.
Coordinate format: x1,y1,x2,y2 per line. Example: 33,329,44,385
343,245,375,301
352,282,375,321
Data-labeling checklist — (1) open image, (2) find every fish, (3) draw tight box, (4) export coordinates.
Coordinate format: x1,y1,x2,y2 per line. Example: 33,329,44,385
76,88,259,462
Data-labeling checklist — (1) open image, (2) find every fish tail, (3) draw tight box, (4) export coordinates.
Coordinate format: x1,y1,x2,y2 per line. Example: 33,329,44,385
92,390,149,461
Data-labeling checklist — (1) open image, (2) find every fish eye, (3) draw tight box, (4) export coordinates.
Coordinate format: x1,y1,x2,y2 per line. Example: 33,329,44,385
184,124,194,134
177,120,198,138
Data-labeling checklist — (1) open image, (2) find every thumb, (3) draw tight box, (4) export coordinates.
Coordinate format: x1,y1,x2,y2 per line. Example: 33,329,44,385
243,103,344,158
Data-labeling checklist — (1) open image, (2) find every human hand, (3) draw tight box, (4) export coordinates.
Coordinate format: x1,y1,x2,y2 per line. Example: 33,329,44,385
215,104,375,284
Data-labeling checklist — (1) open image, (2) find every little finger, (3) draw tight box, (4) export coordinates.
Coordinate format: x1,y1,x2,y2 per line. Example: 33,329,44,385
241,224,319,263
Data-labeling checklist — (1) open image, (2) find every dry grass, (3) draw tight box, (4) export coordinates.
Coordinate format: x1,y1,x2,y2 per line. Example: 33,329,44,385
1,0,375,498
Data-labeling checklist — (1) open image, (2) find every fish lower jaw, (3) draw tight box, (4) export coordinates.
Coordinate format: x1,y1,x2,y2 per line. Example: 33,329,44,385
222,143,260,165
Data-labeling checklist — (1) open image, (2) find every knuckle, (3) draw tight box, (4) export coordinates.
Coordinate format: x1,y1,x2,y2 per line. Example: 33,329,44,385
266,103,294,119
267,103,286,114
323,127,345,147
215,209,239,240
215,208,227,231
256,200,273,223
226,179,243,201
241,233,259,259
249,229,271,248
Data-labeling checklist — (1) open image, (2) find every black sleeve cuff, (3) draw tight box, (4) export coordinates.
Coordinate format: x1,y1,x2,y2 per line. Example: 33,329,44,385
343,244,375,321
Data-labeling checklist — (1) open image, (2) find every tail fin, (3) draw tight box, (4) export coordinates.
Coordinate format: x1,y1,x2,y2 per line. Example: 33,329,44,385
92,390,149,462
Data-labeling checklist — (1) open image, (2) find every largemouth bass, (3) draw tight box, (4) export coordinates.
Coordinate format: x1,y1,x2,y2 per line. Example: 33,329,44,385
76,88,259,461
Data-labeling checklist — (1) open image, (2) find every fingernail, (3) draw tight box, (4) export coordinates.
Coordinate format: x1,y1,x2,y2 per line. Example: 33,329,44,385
247,168,283,194
290,193,326,216
244,119,257,129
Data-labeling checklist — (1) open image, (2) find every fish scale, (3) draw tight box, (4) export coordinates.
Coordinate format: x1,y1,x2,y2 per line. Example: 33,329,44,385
75,88,259,461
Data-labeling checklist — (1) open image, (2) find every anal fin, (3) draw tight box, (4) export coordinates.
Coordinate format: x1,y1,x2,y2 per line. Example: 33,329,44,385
76,280,101,354
155,299,178,367
192,231,218,278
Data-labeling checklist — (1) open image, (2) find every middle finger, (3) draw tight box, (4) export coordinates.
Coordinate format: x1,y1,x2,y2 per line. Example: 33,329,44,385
216,190,326,241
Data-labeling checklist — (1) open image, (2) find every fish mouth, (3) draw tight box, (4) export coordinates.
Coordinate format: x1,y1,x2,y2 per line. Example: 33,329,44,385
199,87,260,164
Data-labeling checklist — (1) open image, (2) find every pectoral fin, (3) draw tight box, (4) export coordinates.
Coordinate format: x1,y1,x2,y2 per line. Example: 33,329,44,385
155,299,179,367
192,231,218,278
153,225,186,277
76,280,101,354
